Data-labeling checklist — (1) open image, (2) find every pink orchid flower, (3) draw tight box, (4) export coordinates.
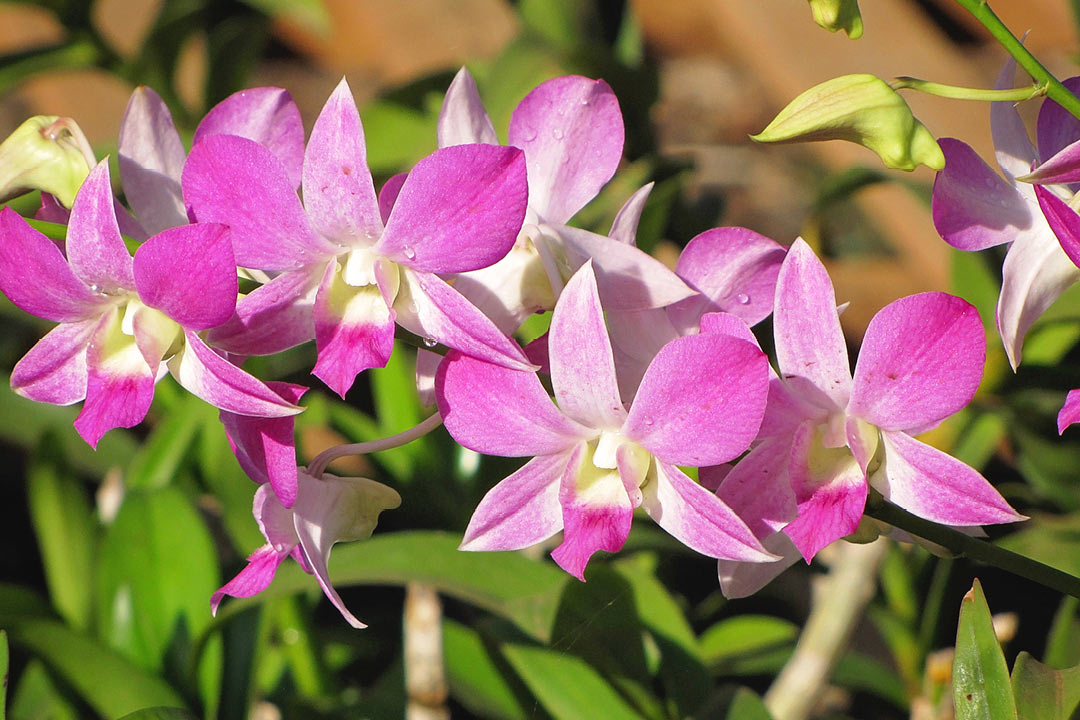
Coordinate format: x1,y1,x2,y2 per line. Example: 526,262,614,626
182,77,532,398
0,161,301,448
716,238,1022,576
435,261,774,580
932,61,1080,369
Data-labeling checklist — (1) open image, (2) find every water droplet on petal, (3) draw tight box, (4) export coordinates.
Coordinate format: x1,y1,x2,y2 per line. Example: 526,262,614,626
736,293,750,305
403,245,416,260
88,284,101,294
519,126,537,142
552,128,564,140
422,337,437,348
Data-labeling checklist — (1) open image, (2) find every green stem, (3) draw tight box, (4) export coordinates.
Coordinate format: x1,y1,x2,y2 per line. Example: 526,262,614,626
954,0,1080,121
890,76,1046,101
865,502,1080,600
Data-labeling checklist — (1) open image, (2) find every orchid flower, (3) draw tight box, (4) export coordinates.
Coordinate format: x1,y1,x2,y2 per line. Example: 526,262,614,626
931,62,1080,369
716,238,1022,578
183,77,533,398
211,468,401,628
0,161,301,448
435,261,774,580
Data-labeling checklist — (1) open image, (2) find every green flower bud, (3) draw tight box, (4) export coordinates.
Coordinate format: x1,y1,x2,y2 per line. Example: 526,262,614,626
0,115,94,207
751,74,945,172
808,0,863,39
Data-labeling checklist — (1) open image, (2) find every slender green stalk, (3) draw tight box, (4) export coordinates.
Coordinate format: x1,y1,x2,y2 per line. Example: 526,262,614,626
890,76,1046,101
866,502,1080,600
954,0,1080,121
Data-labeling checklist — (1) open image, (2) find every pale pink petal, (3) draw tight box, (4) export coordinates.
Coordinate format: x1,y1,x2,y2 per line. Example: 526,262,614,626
716,438,797,538
773,238,851,411
0,208,104,321
311,261,395,397
66,162,136,293
210,545,290,615
254,482,302,548
548,262,626,429
133,223,237,330
1022,138,1080,185
303,78,383,247
644,462,774,561
449,237,555,334
397,268,533,370
460,453,568,551
377,144,527,273
698,311,759,344
718,534,801,599
608,182,653,245
183,134,338,270
194,87,305,189
1037,76,1080,163
1035,185,1080,268
932,138,1032,251
606,308,677,404
849,292,984,432
170,330,303,417
118,86,188,235
438,67,498,147
207,267,319,355
1058,388,1080,433
991,56,1039,182
436,349,588,457
508,76,623,224
415,348,440,408
668,226,785,330
997,221,1080,369
551,224,696,310
11,318,97,404
625,334,768,466
756,370,830,441
782,421,867,561
551,443,633,580
378,173,407,225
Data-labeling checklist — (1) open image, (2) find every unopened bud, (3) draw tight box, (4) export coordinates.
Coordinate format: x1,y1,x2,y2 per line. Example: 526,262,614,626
808,0,863,39
0,115,94,207
752,74,945,172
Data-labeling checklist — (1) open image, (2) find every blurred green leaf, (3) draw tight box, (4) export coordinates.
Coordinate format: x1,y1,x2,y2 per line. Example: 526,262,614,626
699,615,799,672
998,514,1080,578
1046,596,1080,669
8,659,78,720
6,620,185,717
27,433,96,630
953,579,1016,720
501,642,645,720
360,102,437,174
833,652,909,709
724,687,774,720
196,418,264,552
127,391,215,489
0,630,6,720
951,411,1007,471
369,346,437,481
0,38,107,97
517,0,594,52
1011,652,1080,720
117,709,198,720
238,0,329,34
1013,428,1080,510
950,248,999,336
444,619,528,720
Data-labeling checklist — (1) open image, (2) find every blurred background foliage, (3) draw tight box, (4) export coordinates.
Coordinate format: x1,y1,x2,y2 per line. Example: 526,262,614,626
1,0,1080,718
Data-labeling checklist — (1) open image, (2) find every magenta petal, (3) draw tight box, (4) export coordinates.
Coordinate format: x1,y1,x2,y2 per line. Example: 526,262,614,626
438,67,498,147
849,292,984,432
773,238,851,410
378,173,407,225
183,134,337,271
303,78,383,246
0,208,103,321
609,183,653,245
716,438,798,539
11,318,97,405
625,334,768,466
460,453,568,551
669,226,786,329
551,444,632,581
1035,185,1080,268
194,87,305,189
508,76,624,224
1023,138,1080,185
548,262,626,429
1059,389,1080,433
644,462,774,561
208,267,318,355
36,193,70,225
436,349,587,457
378,144,527,273
1037,76,1080,163
399,269,532,371
133,223,237,330
118,86,188,235
66,162,136,293
698,311,758,344
932,138,1032,251
171,330,303,417
210,545,289,615
876,431,1023,526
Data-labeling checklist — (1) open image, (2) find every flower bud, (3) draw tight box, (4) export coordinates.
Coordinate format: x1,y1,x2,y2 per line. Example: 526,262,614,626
751,74,945,172
808,0,863,39
0,115,94,207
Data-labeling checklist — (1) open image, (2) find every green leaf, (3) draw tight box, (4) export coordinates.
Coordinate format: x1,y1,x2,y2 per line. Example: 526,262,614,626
127,390,215,489
27,433,97,630
998,514,1080,578
1046,596,1080,669
0,630,7,720
1011,652,1080,720
700,615,799,672
8,659,78,720
116,709,199,720
238,0,329,34
953,579,1017,720
501,642,645,720
95,487,220,670
360,102,437,174
724,687,774,720
444,619,528,720
6,620,185,717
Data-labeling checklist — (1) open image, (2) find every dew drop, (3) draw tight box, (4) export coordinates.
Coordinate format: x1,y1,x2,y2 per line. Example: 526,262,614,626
88,284,101,293
736,293,750,305
552,128,564,140
403,245,416,260
518,126,537,142
643,417,654,426
422,337,437,348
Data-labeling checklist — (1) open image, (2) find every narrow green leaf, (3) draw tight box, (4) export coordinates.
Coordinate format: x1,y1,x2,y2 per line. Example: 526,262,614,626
953,579,1017,720
1012,652,1080,720
6,620,185,717
360,102,437,174
724,687,774,720
501,642,645,720
27,433,96,630
444,619,528,720
1046,596,1080,668
238,0,329,34
127,391,215,489
8,659,78,720
998,514,1080,577
0,630,7,720
700,615,799,671
116,708,199,720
